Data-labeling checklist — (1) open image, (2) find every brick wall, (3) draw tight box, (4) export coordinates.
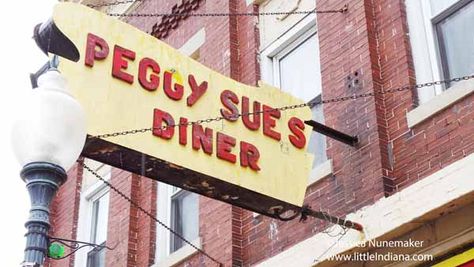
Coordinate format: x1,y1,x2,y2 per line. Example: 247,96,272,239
368,0,417,196
46,158,84,267
135,176,157,267
105,169,136,267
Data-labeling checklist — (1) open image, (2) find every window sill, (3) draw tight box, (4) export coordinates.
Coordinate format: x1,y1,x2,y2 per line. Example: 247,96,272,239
153,238,201,267
308,159,333,186
407,79,474,128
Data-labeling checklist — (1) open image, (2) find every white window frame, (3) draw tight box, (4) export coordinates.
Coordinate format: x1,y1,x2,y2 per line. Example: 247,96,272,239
154,183,201,267
406,0,474,127
406,0,472,103
169,187,199,253
271,27,320,99
260,14,317,82
74,164,111,267
260,13,332,185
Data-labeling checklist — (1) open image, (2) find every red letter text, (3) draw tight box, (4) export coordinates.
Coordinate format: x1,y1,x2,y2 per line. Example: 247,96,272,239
263,105,281,141
187,74,208,106
85,33,109,67
242,96,261,131
192,124,213,155
217,132,237,163
288,117,306,149
220,90,240,122
112,45,135,84
163,71,184,101
138,57,160,91
152,109,175,140
179,117,188,146
240,141,261,171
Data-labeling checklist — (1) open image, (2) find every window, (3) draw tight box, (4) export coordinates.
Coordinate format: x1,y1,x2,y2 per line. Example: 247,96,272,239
273,29,326,167
434,0,474,83
261,14,328,169
407,0,474,103
87,191,110,267
170,187,199,252
75,160,111,267
155,183,200,263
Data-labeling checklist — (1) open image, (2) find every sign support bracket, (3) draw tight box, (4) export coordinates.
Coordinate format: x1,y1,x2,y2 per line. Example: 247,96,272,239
305,120,358,147
275,205,364,232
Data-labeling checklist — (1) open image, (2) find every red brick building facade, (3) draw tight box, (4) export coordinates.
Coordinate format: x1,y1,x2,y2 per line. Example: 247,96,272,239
48,0,474,266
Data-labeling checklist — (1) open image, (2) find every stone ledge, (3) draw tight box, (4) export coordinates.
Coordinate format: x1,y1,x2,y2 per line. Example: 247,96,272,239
407,79,474,128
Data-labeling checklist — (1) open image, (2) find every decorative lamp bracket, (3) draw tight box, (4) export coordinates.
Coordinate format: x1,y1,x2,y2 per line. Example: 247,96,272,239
47,236,115,260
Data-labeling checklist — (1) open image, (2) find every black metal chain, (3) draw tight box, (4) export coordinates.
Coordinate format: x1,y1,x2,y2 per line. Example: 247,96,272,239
96,127,152,139
107,8,347,17
81,162,223,267
87,0,141,8
94,74,474,139
319,74,473,104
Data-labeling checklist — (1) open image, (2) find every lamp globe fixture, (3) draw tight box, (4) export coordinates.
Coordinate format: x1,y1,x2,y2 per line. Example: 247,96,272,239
11,68,86,266
12,69,86,171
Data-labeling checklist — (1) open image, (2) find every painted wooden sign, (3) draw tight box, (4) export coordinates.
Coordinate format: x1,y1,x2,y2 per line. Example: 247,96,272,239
53,3,314,217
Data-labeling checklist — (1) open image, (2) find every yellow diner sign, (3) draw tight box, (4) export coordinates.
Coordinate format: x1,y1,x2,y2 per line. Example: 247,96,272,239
54,3,313,216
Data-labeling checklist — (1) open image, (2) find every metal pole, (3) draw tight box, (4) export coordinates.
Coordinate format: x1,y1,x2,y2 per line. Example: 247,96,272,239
305,120,358,147
305,209,364,231
20,162,67,267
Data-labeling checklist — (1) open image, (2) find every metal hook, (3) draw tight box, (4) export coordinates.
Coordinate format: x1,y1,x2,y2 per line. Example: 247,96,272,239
49,55,60,69
274,208,302,221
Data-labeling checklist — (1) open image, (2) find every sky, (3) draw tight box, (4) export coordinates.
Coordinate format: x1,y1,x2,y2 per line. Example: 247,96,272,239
0,1,58,265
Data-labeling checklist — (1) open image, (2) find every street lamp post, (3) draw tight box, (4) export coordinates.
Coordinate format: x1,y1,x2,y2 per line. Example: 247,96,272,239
12,66,86,266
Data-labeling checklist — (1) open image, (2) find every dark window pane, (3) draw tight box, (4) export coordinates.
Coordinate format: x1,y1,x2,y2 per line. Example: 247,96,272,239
437,1,474,84
86,244,106,267
90,192,109,244
170,191,198,252
308,102,327,166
